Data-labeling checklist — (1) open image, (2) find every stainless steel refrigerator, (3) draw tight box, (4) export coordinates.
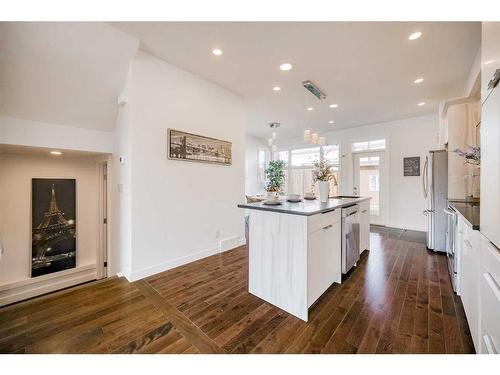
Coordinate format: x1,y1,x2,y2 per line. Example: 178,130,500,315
422,150,448,252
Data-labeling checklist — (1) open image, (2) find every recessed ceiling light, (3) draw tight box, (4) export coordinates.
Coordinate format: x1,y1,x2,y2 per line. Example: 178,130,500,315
307,107,314,111
280,63,292,71
50,150,62,156
329,104,339,108
418,102,426,106
484,59,496,65
414,78,424,84
329,120,335,124
212,48,223,56
408,31,422,40
273,86,281,91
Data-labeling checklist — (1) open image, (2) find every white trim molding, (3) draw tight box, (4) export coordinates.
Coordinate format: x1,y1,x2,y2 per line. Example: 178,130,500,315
126,237,246,282
0,264,97,307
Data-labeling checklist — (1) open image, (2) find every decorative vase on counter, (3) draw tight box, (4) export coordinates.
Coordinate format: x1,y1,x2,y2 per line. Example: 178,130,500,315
319,181,330,203
266,190,278,199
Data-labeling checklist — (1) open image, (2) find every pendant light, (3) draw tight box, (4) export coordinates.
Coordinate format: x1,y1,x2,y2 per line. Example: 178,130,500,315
303,129,311,142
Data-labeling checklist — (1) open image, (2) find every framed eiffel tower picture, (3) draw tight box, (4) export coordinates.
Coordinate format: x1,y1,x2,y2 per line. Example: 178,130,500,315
31,178,76,277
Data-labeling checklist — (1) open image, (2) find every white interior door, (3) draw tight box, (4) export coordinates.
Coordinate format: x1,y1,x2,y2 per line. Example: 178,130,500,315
353,151,386,225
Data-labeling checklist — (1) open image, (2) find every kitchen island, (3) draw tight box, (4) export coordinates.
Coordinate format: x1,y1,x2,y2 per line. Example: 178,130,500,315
238,196,371,321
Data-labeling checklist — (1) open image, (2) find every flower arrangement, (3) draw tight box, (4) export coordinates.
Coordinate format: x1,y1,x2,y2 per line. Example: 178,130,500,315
453,146,480,166
312,159,338,185
265,160,286,193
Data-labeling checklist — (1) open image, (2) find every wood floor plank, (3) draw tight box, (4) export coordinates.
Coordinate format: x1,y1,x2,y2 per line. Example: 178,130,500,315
133,280,225,354
0,231,474,354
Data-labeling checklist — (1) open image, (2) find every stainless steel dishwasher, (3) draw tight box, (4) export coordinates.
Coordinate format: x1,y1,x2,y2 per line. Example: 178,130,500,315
342,204,360,274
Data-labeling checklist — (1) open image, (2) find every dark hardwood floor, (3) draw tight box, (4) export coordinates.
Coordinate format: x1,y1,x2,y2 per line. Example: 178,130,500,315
0,228,475,354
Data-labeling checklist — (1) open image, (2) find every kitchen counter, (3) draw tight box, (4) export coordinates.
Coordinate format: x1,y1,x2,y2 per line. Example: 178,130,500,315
238,196,371,216
449,201,480,230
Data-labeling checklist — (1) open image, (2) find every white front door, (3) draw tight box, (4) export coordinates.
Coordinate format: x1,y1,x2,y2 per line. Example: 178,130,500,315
353,151,386,225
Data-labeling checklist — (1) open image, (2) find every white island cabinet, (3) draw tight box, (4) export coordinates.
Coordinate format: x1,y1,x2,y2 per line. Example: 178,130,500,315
239,197,370,321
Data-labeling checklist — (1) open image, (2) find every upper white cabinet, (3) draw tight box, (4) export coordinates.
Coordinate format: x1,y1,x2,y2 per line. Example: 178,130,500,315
438,99,481,199
359,200,370,253
481,23,500,103
481,22,500,250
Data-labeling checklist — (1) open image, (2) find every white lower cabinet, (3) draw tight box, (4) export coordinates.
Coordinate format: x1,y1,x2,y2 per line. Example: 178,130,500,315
459,217,480,350
359,201,370,253
479,234,500,354
307,210,342,307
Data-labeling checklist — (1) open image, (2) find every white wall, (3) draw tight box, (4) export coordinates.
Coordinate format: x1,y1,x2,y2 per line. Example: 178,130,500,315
116,51,246,281
0,116,114,153
111,68,133,279
277,114,439,231
0,153,100,284
245,135,267,196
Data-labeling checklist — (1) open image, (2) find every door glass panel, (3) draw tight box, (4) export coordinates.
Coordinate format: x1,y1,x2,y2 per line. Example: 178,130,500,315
359,156,380,216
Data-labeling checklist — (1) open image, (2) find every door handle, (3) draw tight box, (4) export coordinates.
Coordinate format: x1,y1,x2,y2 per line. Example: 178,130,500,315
422,156,428,198
443,208,456,216
322,224,333,230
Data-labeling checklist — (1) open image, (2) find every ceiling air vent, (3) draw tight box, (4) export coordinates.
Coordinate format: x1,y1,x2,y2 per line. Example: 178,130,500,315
302,80,326,100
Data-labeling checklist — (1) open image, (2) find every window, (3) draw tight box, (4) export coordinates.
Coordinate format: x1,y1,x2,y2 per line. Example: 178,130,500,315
291,147,320,167
276,150,289,163
278,145,340,197
368,175,379,191
323,145,340,165
257,148,269,191
323,145,340,196
352,139,386,153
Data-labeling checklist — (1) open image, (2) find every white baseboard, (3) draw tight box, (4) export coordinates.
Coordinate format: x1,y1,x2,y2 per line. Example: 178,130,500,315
126,237,246,282
0,264,97,307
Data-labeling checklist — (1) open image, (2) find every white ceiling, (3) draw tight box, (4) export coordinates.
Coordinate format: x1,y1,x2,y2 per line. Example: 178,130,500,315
0,22,139,131
0,143,108,160
0,22,480,138
111,22,481,138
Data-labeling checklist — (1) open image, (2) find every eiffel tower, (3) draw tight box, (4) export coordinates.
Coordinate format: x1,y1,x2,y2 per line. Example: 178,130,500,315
32,184,76,270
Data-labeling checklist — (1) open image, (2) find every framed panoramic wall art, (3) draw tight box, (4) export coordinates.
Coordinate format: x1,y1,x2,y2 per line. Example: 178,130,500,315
31,178,76,277
167,128,232,165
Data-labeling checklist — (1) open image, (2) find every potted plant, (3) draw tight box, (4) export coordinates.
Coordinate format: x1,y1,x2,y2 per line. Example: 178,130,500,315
265,160,286,198
312,159,338,203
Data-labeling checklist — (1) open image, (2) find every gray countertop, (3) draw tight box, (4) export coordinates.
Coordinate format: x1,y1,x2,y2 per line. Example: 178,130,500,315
449,200,480,230
238,196,371,216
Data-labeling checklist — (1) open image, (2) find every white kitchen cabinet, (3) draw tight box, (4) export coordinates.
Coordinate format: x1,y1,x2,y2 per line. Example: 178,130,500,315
458,216,480,350
359,200,370,253
479,234,500,354
441,101,481,200
480,79,500,248
481,22,500,250
307,214,341,307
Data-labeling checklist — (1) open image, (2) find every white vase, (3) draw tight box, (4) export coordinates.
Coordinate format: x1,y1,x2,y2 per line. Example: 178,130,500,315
266,191,277,199
319,181,330,203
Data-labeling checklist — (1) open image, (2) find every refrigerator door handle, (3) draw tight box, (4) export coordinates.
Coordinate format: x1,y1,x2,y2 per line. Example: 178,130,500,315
422,156,428,198
444,207,456,216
